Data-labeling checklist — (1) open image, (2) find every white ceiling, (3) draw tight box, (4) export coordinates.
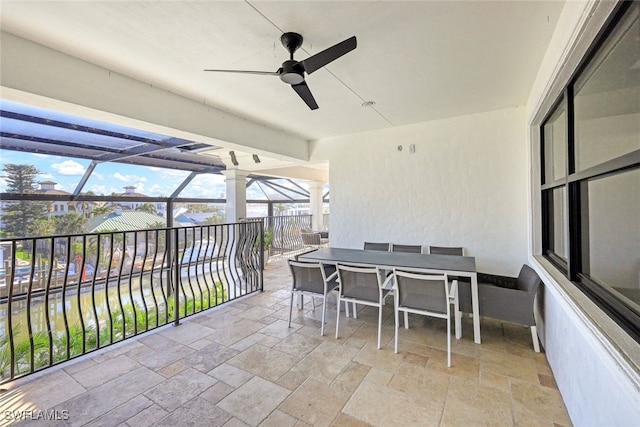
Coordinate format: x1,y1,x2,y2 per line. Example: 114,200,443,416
0,1,565,140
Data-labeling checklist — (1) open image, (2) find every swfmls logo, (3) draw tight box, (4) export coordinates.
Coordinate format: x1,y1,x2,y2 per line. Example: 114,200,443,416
4,409,70,421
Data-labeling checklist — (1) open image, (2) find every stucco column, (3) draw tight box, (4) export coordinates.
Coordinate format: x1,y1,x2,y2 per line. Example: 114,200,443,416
309,181,325,231
222,170,250,222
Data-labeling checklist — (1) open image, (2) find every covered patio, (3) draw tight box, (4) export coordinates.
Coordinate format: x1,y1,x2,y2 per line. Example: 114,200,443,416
1,1,638,425
0,259,570,426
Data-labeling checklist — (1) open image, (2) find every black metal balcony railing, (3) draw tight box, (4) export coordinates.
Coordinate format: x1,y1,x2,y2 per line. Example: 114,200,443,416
0,221,264,384
256,214,312,255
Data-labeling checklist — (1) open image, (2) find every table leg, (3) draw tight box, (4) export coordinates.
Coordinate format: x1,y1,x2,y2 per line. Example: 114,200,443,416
471,272,481,344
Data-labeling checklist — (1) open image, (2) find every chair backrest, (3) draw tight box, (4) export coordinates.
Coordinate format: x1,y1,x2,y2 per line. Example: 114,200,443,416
391,244,422,253
429,246,464,256
394,270,449,313
288,260,327,294
337,264,381,303
516,264,542,293
364,242,390,251
301,232,322,245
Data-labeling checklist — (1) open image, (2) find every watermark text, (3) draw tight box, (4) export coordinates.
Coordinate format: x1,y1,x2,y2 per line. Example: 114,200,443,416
4,409,69,421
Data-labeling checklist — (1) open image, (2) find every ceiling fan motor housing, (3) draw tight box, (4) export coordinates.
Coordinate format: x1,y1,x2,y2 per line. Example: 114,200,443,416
279,60,305,84
280,32,304,56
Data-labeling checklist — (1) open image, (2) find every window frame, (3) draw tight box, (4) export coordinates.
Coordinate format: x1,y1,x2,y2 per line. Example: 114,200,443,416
539,1,640,343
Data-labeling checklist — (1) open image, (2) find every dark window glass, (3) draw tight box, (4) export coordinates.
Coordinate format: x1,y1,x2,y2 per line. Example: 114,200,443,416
543,100,567,183
574,6,640,172
551,187,568,261
584,169,640,309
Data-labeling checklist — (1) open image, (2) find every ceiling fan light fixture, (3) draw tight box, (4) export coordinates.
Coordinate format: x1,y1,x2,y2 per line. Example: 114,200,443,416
280,72,304,85
279,60,305,85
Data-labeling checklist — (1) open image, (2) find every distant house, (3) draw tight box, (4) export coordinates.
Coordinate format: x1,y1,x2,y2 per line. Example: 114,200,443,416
111,186,166,217
36,181,99,219
174,212,217,225
37,181,72,218
86,208,166,233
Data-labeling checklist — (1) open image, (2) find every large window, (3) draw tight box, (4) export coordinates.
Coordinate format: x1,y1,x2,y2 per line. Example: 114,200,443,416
540,2,640,342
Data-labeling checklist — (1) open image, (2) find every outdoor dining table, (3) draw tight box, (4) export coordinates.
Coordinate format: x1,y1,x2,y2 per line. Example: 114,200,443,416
298,247,482,344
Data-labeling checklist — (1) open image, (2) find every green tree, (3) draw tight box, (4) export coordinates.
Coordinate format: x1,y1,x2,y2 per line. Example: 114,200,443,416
0,164,48,237
203,213,225,225
91,205,112,217
186,203,214,213
136,202,157,214
54,212,87,235
28,218,55,237
201,205,224,225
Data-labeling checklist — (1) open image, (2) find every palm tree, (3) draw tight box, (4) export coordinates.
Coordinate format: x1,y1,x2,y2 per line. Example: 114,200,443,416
54,212,87,235
136,202,157,215
91,205,112,217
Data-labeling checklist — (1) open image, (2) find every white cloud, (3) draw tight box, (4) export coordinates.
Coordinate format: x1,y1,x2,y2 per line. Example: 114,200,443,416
51,160,86,176
149,183,162,191
113,172,147,183
89,185,107,195
32,153,50,158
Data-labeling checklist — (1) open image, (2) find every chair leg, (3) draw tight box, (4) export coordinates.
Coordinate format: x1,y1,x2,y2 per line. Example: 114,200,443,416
288,291,294,328
531,325,540,353
320,295,326,336
335,295,341,339
297,294,303,309
377,304,382,350
404,311,409,329
312,297,316,310
452,280,462,340
352,302,357,318
394,307,399,354
447,315,452,367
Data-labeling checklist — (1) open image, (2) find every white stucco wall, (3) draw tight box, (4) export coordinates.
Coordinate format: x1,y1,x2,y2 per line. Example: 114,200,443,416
527,1,640,425
312,106,528,276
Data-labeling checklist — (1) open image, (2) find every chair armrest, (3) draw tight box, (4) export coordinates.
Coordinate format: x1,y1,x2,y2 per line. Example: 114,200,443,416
325,270,338,282
449,279,458,301
381,273,394,290
477,272,517,289
478,284,536,326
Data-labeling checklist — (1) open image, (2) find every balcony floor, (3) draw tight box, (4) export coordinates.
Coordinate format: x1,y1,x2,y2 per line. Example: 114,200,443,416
1,260,572,426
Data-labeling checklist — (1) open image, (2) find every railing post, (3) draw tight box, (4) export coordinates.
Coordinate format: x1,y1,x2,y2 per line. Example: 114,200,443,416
173,227,180,326
259,221,264,293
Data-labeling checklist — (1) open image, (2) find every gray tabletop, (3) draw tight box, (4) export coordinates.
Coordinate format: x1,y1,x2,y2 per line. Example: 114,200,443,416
298,247,476,273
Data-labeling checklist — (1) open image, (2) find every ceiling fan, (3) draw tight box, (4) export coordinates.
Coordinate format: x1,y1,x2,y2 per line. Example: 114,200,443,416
204,32,357,110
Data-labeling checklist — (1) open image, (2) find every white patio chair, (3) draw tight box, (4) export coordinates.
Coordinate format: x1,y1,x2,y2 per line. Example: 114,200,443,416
335,263,393,349
288,260,339,336
393,269,458,367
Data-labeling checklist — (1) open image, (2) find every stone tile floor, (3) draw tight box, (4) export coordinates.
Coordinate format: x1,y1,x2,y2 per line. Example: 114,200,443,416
1,260,572,426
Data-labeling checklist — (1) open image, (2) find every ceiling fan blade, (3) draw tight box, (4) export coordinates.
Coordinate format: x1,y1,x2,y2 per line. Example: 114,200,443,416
302,36,357,74
291,82,319,110
203,69,279,76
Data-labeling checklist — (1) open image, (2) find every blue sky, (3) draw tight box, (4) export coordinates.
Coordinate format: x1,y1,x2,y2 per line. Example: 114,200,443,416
0,150,321,201
0,150,228,199
0,100,319,202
